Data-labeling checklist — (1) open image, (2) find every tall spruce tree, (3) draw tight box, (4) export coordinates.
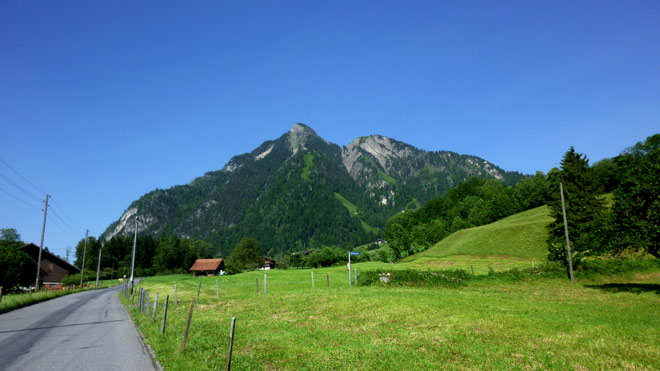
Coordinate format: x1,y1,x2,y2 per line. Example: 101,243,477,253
547,147,604,266
610,134,660,258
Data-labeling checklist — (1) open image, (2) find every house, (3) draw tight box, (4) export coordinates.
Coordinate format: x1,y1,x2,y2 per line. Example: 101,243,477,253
262,257,276,270
18,243,80,290
188,258,225,277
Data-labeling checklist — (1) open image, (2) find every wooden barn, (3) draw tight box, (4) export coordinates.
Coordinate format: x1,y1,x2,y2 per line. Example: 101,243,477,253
18,243,80,290
188,258,225,277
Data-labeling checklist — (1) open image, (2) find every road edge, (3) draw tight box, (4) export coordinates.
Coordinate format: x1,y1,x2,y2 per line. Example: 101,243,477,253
120,292,164,371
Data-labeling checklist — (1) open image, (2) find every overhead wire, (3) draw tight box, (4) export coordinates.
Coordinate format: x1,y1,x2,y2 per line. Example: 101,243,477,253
0,171,42,202
50,199,86,231
0,185,42,210
0,157,48,195
0,157,88,244
48,204,84,235
47,214,81,239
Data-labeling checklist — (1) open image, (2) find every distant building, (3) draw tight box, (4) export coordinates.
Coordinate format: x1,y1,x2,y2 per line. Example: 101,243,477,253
374,239,387,245
261,257,276,270
188,258,226,277
18,243,80,290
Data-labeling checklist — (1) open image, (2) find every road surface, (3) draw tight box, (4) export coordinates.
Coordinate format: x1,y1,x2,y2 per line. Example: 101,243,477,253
0,285,159,371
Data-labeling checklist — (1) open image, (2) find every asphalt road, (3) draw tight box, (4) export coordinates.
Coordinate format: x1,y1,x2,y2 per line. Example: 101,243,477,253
0,286,159,371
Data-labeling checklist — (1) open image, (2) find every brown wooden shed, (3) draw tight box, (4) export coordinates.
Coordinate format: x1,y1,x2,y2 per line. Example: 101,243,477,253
188,258,225,277
18,243,80,289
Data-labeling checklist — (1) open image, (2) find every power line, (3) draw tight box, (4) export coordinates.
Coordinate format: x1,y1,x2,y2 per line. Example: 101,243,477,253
48,214,81,239
48,205,84,235
0,185,42,210
0,157,47,195
0,171,42,202
50,199,86,231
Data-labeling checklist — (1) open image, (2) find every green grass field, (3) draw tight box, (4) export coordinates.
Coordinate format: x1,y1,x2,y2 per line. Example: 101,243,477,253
400,206,552,273
124,264,660,370
122,206,660,369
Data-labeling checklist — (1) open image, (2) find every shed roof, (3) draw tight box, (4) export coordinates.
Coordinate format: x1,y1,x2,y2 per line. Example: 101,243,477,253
189,258,224,272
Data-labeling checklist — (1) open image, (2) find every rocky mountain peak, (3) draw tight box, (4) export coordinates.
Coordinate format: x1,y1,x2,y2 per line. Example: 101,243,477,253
342,135,414,175
289,123,319,154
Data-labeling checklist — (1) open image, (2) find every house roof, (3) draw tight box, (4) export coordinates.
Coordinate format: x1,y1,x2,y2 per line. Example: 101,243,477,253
189,258,224,271
18,243,80,274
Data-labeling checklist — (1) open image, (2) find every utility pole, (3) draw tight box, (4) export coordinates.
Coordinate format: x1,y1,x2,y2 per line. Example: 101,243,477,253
129,216,138,294
559,182,575,282
96,243,103,287
35,194,49,291
80,229,88,287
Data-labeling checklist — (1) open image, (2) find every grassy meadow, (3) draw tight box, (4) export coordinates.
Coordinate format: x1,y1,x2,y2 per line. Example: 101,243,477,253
122,205,660,369
400,205,552,274
124,264,660,370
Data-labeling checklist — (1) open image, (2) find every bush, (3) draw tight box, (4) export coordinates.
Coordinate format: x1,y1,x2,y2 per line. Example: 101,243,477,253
359,269,470,288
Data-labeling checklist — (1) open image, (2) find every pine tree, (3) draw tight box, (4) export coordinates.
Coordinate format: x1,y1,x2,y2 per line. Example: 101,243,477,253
547,147,604,266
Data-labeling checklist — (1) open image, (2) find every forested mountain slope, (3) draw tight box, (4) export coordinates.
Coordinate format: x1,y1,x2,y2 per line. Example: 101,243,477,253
102,123,524,257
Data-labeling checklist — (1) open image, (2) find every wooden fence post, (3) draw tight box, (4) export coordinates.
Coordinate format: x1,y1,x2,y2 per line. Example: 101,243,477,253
174,284,178,305
354,268,358,285
471,266,475,276
161,295,169,334
311,271,314,288
226,317,236,371
180,298,195,352
152,292,159,322
146,291,150,317
256,278,259,295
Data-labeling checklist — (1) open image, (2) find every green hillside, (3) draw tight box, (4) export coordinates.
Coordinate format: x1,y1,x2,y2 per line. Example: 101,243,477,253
400,205,552,273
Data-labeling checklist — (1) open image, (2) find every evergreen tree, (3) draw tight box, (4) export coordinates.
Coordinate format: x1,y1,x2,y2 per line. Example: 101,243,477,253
547,147,604,266
610,134,660,257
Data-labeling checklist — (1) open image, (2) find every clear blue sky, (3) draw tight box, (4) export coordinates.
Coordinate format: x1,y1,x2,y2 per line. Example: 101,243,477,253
1,1,658,260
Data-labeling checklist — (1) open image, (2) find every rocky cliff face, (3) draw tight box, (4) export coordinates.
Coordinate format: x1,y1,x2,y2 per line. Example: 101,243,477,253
102,123,524,255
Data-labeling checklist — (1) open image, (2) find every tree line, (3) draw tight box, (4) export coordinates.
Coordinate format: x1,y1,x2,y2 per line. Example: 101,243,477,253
546,134,660,272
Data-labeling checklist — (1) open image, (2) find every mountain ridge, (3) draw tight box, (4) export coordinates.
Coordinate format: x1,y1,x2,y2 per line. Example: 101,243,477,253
102,123,524,256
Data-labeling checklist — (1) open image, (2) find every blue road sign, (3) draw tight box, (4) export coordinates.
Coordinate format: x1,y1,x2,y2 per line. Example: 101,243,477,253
349,252,360,256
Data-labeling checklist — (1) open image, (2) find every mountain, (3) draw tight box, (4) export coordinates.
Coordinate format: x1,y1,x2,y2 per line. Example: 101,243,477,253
102,123,524,257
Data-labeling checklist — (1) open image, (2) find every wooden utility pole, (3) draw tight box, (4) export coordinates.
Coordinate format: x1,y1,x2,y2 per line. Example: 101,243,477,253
80,229,88,287
35,194,49,291
559,182,575,282
96,243,103,287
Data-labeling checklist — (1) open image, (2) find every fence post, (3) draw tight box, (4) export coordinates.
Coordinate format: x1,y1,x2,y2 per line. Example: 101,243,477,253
152,292,159,322
0,286,3,305
311,271,314,288
256,278,259,295
354,268,358,285
180,298,195,352
174,284,178,305
226,317,236,371
216,279,219,299
161,295,169,334
197,281,201,300
471,266,475,276
146,291,150,317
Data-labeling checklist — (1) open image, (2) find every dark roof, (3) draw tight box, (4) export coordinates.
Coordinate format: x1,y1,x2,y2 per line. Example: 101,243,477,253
18,243,80,273
189,258,224,271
